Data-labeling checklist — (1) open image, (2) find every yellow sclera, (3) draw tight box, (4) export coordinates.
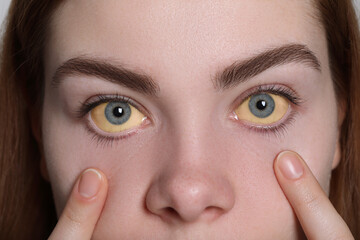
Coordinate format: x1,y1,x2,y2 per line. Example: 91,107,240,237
234,93,289,125
90,102,145,133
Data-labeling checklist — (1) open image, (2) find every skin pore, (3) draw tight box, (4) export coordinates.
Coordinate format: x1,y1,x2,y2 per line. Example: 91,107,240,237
41,0,342,239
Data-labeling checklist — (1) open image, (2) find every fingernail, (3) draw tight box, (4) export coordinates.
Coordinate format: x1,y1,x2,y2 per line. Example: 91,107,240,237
277,151,304,180
78,169,102,198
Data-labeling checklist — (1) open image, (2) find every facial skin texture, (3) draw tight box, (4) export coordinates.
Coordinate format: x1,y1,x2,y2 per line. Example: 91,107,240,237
41,0,341,239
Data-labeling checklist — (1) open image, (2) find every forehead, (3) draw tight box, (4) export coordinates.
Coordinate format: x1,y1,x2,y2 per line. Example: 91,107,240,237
46,0,324,81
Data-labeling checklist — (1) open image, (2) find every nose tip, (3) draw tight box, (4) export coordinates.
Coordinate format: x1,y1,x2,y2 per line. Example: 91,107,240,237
145,172,235,223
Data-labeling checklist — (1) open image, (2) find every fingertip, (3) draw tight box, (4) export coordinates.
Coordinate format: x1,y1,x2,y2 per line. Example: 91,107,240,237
275,151,305,181
273,151,354,239
76,168,108,201
78,168,103,199
49,168,108,240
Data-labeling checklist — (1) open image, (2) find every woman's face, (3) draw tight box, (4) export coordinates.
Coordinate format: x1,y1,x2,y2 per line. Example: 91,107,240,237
41,0,341,239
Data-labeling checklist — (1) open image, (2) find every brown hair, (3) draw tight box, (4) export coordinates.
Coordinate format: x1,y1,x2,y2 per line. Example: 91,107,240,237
0,0,359,238
316,0,360,236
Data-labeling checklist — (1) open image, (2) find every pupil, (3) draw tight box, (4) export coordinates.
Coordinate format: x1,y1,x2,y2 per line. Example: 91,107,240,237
256,100,267,110
113,107,124,118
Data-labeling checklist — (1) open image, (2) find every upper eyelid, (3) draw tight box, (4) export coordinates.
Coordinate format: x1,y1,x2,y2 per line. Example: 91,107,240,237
235,84,302,106
75,94,149,119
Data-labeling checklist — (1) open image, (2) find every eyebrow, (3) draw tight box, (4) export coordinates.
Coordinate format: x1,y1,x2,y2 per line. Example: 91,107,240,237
51,44,320,94
51,57,160,96
214,43,321,90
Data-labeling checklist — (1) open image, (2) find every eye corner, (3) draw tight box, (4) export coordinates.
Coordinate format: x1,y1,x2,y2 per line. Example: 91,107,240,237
229,111,239,121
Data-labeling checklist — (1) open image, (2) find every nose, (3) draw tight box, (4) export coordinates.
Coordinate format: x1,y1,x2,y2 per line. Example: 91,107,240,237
145,162,235,223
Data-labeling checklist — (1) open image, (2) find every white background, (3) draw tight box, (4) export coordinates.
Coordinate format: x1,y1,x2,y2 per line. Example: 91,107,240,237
0,0,10,30
0,0,360,37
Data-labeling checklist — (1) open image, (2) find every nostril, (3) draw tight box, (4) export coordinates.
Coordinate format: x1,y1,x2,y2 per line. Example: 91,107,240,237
158,206,224,223
158,207,181,223
202,206,224,221
165,207,179,218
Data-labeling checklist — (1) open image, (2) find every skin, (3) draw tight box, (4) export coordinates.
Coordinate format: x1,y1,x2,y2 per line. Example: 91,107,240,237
40,0,353,239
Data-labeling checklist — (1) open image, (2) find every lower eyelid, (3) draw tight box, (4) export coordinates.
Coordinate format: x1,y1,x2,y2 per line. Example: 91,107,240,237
231,104,297,135
249,111,297,137
83,123,143,148
85,112,151,143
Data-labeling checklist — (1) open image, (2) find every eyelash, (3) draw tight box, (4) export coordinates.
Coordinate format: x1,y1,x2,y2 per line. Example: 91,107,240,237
77,94,133,118
76,85,303,146
232,84,303,138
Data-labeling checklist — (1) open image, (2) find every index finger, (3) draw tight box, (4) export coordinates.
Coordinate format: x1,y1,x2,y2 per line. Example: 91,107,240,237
49,168,108,240
274,151,354,240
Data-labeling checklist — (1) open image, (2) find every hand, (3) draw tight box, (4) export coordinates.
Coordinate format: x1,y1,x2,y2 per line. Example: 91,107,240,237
274,151,354,240
48,168,108,240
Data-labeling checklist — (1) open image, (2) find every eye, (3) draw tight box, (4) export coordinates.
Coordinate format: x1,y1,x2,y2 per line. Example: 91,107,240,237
90,101,146,133
234,93,289,125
